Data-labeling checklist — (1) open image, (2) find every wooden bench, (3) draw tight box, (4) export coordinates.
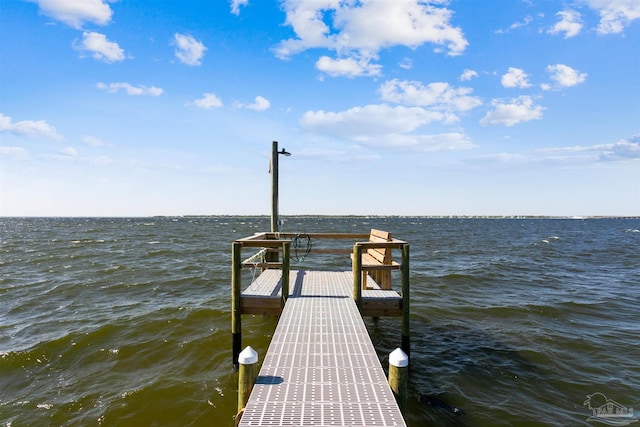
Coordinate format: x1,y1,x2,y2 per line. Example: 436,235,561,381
354,229,400,290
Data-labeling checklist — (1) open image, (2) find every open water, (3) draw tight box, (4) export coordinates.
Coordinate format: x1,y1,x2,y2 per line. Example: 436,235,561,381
1,216,638,426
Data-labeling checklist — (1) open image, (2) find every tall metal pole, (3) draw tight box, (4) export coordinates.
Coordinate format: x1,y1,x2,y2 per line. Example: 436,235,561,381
271,141,279,233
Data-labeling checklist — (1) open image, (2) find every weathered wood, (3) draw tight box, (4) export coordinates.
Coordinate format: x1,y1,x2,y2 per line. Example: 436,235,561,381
241,297,282,316
275,232,370,240
238,346,259,413
401,243,410,358
389,348,409,414
353,244,363,309
281,241,290,306
241,262,283,269
271,141,278,233
236,239,291,248
231,242,242,367
361,298,402,317
351,229,400,290
304,248,354,254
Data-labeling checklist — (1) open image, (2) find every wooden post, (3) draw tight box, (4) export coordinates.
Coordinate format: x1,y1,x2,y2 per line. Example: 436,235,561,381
389,347,409,414
353,243,363,309
270,141,279,233
281,240,290,305
231,242,242,367
401,243,410,357
237,346,259,413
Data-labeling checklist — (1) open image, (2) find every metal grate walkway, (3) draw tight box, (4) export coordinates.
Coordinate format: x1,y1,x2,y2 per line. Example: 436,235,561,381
239,271,406,427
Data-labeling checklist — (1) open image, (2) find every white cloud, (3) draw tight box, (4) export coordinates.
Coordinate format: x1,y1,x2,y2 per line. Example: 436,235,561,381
230,0,249,15
275,0,467,77
379,79,482,114
545,64,587,89
59,146,78,157
585,0,640,34
495,15,533,34
0,113,63,140
548,10,583,38
301,104,444,139
34,0,113,29
81,135,105,147
233,96,271,111
480,96,544,126
372,132,474,151
538,135,640,161
173,33,207,66
299,103,473,151
460,69,478,81
600,135,640,160
0,146,29,160
399,57,413,70
501,67,531,88
97,82,163,96
193,93,223,109
316,55,382,78
246,96,271,111
74,32,125,63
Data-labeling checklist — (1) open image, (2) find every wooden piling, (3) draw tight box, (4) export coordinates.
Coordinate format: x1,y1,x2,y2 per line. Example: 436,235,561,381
352,243,363,309
231,242,242,367
281,241,290,305
389,347,409,414
237,346,259,413
401,243,410,357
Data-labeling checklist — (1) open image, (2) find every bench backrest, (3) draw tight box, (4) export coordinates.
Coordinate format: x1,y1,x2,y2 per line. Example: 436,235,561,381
367,228,393,264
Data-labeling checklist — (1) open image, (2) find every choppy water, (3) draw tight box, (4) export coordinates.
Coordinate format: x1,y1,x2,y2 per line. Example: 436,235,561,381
1,216,638,426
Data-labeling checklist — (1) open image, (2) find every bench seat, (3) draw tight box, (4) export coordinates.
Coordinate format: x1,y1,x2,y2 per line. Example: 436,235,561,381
353,229,400,290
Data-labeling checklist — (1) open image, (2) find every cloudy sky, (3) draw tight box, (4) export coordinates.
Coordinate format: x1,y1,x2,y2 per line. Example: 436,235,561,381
1,0,638,217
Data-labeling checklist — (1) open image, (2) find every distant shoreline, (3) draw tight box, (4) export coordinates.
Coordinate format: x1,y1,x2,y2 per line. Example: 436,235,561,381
2,215,639,220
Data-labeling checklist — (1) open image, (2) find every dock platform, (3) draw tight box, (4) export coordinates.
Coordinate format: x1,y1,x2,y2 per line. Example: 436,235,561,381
241,269,403,317
238,271,406,427
231,231,410,426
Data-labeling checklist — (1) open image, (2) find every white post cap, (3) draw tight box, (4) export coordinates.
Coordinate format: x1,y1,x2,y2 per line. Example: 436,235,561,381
238,346,258,365
389,348,409,368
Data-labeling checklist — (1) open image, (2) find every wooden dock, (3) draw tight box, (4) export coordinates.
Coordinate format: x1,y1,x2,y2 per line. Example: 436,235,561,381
231,231,410,427
239,271,406,426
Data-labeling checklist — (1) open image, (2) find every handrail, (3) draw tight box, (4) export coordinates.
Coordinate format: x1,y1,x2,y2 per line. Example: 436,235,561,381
236,239,291,248
355,240,406,249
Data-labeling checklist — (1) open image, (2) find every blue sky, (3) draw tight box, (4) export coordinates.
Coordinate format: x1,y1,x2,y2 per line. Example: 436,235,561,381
1,0,639,217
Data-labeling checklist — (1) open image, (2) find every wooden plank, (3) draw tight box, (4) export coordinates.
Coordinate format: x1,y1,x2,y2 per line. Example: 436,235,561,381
241,297,282,316
241,262,283,269
276,232,370,240
370,228,392,241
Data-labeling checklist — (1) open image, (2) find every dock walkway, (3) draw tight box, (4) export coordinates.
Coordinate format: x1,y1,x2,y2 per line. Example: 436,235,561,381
238,270,406,427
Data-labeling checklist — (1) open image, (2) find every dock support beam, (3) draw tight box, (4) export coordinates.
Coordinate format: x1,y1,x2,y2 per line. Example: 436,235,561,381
231,242,242,367
389,348,409,414
401,244,410,357
237,346,259,415
352,244,363,309
281,241,290,305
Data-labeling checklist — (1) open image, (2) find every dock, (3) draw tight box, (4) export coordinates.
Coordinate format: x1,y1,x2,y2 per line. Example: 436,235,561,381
231,231,410,427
